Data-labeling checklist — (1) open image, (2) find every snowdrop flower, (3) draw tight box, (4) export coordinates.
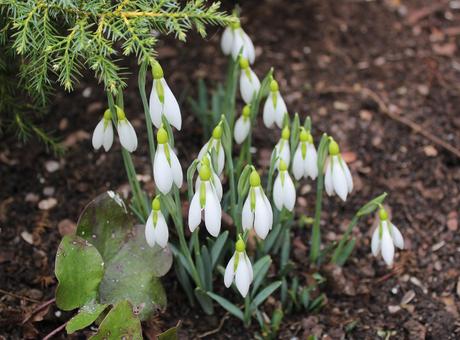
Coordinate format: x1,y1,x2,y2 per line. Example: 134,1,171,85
271,126,291,167
234,105,251,144
188,164,222,237
242,170,273,239
198,125,225,175
224,237,253,297
195,156,223,201
371,207,404,266
116,106,138,152
153,127,183,194
273,160,296,211
221,22,255,64
92,109,114,152
263,79,288,128
145,197,168,248
149,63,181,130
324,138,353,201
239,58,260,104
292,128,318,181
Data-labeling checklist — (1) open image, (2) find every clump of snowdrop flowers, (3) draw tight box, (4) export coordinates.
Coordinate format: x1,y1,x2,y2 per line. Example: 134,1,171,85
188,163,222,237
149,63,182,130
239,58,260,104
292,128,318,181
242,170,273,239
198,125,225,175
263,79,288,128
371,207,404,266
272,126,291,167
221,22,255,64
224,237,253,297
145,197,169,248
153,127,183,194
115,106,138,153
195,156,223,201
92,108,114,152
234,104,251,144
273,160,296,212
324,138,353,201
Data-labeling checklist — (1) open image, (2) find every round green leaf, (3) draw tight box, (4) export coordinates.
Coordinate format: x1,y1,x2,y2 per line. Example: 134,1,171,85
66,300,108,334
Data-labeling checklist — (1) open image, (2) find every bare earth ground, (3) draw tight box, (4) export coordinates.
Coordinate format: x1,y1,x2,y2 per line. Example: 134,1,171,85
1,0,460,339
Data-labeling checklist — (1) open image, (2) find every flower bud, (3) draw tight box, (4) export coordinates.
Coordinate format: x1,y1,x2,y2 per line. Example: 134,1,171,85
379,208,388,221
279,159,288,172
103,108,112,121
281,126,290,140
235,238,245,252
239,57,249,70
249,170,261,187
270,79,279,92
116,106,126,121
212,125,223,139
152,197,161,211
157,127,168,144
328,138,340,155
242,105,251,118
199,164,211,181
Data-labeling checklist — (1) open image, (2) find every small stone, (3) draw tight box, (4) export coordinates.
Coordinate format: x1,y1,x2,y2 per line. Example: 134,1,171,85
423,145,438,157
45,160,60,173
82,87,92,98
58,219,76,236
432,240,445,251
21,231,34,245
400,290,415,305
359,110,373,121
447,211,458,231
388,305,401,313
456,278,460,298
38,197,58,210
43,187,55,196
417,84,429,96
25,193,40,203
333,101,349,111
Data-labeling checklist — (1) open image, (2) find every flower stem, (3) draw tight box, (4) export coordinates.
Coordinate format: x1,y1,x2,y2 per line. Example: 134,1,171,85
138,62,156,166
309,169,324,263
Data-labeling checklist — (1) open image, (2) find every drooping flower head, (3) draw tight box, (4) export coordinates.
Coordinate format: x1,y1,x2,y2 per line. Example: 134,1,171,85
195,156,223,201
292,128,318,181
92,108,114,152
116,106,138,153
198,124,225,175
242,170,273,239
224,236,253,297
263,79,288,128
324,138,353,201
234,104,251,145
188,163,222,237
149,63,182,130
371,207,404,266
271,126,291,167
221,22,255,64
145,197,169,248
239,58,260,104
273,159,296,212
153,127,183,194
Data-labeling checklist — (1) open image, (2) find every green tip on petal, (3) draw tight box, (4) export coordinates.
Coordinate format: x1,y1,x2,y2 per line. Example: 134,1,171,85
279,159,288,171
199,164,211,181
201,156,210,168
157,128,168,144
212,125,223,139
235,238,245,252
239,58,249,69
281,127,290,140
230,20,240,30
249,170,261,187
379,208,388,221
242,105,251,118
153,62,164,79
103,108,112,121
115,106,126,121
270,79,279,92
152,197,161,211
299,128,309,142
328,138,340,155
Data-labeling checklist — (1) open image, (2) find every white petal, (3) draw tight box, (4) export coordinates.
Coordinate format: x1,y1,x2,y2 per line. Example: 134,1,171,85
371,227,380,256
254,190,271,239
242,195,254,231
92,119,105,150
169,146,183,189
145,213,156,247
263,94,276,128
274,92,288,128
305,144,318,180
188,192,201,232
231,30,244,60
381,224,395,266
235,255,251,297
240,69,260,104
149,80,163,129
276,141,290,166
341,160,353,193
283,173,296,211
324,158,333,196
242,31,255,64
234,117,250,144
204,183,221,237
261,191,273,229
332,156,348,201
153,212,169,248
273,174,283,211
153,145,173,194
216,144,225,175
117,120,137,152
244,253,253,282
391,224,404,249
197,141,209,161
162,79,182,130
292,146,304,181
221,27,233,55
212,172,223,201
224,254,236,287
102,123,114,152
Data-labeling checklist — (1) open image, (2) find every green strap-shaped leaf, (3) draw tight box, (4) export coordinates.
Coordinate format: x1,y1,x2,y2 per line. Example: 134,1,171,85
66,300,108,334
207,292,244,320
251,281,282,311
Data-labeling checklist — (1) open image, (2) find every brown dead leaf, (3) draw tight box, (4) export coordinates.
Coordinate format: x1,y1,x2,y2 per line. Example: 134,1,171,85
432,42,456,56
447,211,458,231
62,130,90,147
341,151,357,163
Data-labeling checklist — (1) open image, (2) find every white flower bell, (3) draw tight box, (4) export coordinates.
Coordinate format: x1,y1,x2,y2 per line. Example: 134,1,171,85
271,126,291,167
242,170,273,239
153,127,183,194
324,138,353,201
195,156,223,201
116,106,138,152
221,23,255,64
371,207,404,266
263,79,288,128
198,125,225,175
234,105,251,144
188,164,222,237
239,58,260,104
273,160,296,211
149,63,182,130
92,109,114,152
224,237,253,297
145,197,169,248
292,128,318,181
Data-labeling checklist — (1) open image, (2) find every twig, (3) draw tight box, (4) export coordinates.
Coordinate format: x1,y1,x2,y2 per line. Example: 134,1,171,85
197,314,229,338
22,298,56,324
0,288,41,303
43,322,67,340
319,85,460,159
405,1,449,25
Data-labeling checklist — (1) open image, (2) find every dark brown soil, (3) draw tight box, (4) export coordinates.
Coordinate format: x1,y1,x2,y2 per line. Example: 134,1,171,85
1,0,460,339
